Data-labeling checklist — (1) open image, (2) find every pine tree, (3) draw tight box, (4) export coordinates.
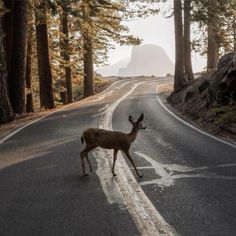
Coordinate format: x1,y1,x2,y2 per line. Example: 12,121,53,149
8,0,28,114
81,0,95,97
2,0,14,87
60,1,73,103
78,0,142,97
192,0,235,69
206,0,218,70
26,24,34,113
0,1,14,123
184,0,194,80
35,1,54,109
174,0,187,90
234,16,236,52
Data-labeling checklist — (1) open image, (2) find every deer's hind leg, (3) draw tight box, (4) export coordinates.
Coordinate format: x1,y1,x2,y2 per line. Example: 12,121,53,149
86,155,93,172
80,145,95,176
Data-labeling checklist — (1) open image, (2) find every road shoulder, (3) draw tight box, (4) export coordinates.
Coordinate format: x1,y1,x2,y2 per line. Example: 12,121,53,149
157,82,236,145
0,81,113,142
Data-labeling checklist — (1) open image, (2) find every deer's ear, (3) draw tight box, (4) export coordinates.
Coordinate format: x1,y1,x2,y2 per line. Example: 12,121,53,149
138,113,144,122
129,115,135,124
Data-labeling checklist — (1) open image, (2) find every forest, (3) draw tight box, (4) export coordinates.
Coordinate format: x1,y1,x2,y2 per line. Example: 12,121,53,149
0,0,235,124
1,1,236,235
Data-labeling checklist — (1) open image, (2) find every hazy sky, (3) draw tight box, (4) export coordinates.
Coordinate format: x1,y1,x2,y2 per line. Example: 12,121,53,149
104,12,206,73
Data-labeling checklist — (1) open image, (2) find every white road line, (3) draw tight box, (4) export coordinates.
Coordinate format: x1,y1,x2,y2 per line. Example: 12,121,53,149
0,80,123,144
98,104,109,112
96,82,177,236
0,110,60,144
115,81,131,89
91,112,104,118
156,84,236,149
135,151,236,187
135,152,174,187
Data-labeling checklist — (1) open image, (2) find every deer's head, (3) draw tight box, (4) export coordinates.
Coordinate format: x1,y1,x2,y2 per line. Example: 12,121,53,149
129,113,146,131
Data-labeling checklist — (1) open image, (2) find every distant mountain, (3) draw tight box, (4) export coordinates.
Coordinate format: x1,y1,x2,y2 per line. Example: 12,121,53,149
96,44,174,77
118,44,174,77
96,57,130,77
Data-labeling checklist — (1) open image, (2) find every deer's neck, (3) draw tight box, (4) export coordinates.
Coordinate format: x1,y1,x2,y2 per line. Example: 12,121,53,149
129,127,139,142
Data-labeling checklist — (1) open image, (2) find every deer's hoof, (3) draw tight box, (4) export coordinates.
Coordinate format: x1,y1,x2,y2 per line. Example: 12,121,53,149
90,168,93,173
138,174,143,178
83,173,89,176
112,173,117,177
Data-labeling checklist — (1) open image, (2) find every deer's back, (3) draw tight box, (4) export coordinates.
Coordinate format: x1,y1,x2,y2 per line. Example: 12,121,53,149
83,128,130,150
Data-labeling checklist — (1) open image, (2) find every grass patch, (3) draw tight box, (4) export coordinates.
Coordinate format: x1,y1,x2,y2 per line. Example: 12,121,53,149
212,106,233,114
213,106,236,125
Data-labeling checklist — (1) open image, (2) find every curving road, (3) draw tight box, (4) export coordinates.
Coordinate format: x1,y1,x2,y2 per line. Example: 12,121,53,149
0,77,236,236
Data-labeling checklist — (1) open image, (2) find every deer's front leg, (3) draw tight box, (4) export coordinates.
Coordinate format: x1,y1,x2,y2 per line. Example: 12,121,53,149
124,150,142,178
112,149,118,176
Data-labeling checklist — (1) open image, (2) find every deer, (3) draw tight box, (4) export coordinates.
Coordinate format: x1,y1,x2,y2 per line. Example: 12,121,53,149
80,113,146,177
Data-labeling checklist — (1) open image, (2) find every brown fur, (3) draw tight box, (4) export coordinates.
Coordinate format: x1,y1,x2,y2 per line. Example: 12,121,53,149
80,114,146,177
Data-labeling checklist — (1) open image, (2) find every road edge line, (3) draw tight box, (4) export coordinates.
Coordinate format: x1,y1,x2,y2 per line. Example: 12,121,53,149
0,80,121,144
156,84,236,149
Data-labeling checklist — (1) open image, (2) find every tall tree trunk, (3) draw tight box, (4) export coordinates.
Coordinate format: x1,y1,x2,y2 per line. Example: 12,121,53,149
83,35,95,97
26,28,32,89
61,4,73,103
0,12,14,124
184,0,194,80
207,0,218,71
82,0,94,98
26,27,34,112
35,2,54,109
174,0,186,90
233,16,236,52
9,0,28,114
2,0,14,87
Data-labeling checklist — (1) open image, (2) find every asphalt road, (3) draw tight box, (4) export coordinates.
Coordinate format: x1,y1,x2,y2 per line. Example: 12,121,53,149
0,77,236,236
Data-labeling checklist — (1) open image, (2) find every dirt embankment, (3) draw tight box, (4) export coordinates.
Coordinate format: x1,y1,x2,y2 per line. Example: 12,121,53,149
168,52,236,142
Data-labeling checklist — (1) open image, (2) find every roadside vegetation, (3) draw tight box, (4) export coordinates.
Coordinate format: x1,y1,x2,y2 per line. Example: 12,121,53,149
0,0,235,138
170,0,236,140
169,52,236,140
0,0,158,124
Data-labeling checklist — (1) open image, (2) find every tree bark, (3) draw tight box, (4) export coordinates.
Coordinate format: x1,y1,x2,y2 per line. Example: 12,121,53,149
26,27,34,112
9,0,28,114
0,14,14,124
207,0,218,71
184,0,194,80
26,93,34,113
26,27,32,89
82,0,94,98
61,4,73,103
174,0,187,90
83,35,95,97
233,16,236,52
35,2,54,109
2,0,14,86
